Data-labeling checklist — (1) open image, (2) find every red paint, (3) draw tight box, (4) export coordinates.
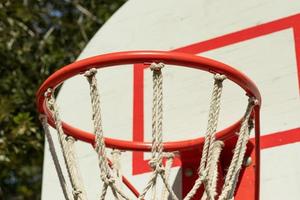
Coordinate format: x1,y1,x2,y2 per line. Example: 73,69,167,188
132,13,300,176
173,13,300,91
180,148,204,199
234,140,257,200
254,107,261,200
174,13,300,55
259,128,300,149
293,23,300,91
132,64,146,174
131,13,300,199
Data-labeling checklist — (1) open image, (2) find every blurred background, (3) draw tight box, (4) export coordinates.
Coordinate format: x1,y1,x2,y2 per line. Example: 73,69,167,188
0,1,126,199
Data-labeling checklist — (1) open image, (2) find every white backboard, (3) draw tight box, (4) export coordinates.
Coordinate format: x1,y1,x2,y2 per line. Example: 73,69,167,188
42,0,300,199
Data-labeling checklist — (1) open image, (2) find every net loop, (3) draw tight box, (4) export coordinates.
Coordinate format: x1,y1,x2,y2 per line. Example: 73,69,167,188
84,68,130,200
39,114,73,200
150,62,164,71
44,89,87,200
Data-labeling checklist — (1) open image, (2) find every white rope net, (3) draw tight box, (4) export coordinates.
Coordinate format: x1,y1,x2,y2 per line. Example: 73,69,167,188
40,62,256,200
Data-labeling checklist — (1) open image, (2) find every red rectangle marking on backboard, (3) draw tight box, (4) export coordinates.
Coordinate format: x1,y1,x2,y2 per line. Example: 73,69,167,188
132,13,300,175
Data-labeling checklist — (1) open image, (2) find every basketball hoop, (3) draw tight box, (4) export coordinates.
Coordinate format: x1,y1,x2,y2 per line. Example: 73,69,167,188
37,51,261,200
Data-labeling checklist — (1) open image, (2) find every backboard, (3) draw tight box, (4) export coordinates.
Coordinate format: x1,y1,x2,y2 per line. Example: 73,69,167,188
41,0,300,199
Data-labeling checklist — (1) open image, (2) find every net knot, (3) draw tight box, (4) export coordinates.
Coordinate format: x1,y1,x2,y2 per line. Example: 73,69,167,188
248,97,259,106
45,94,56,110
84,68,97,77
214,73,226,81
248,118,254,130
199,170,208,181
150,62,164,71
149,158,164,173
44,88,53,98
149,158,158,169
72,189,82,196
101,173,116,185
65,135,76,142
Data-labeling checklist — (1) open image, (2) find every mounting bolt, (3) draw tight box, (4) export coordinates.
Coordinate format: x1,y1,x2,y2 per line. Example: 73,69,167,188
243,157,252,167
184,168,194,177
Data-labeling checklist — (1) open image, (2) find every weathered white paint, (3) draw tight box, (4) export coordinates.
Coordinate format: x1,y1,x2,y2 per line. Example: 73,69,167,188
42,0,300,199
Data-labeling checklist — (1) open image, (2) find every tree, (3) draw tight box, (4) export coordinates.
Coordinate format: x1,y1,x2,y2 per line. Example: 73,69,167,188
0,1,126,199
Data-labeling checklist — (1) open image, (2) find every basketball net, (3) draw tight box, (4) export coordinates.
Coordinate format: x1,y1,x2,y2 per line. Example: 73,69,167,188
40,62,256,200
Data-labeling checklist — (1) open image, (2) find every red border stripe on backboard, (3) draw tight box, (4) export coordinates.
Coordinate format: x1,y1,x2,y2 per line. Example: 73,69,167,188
293,23,300,91
132,13,300,175
174,13,300,91
259,128,300,149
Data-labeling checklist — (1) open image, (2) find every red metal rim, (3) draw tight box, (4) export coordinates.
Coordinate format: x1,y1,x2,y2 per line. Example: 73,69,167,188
36,50,261,152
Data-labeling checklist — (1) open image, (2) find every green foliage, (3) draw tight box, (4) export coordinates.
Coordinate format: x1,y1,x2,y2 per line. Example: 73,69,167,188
0,0,126,199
